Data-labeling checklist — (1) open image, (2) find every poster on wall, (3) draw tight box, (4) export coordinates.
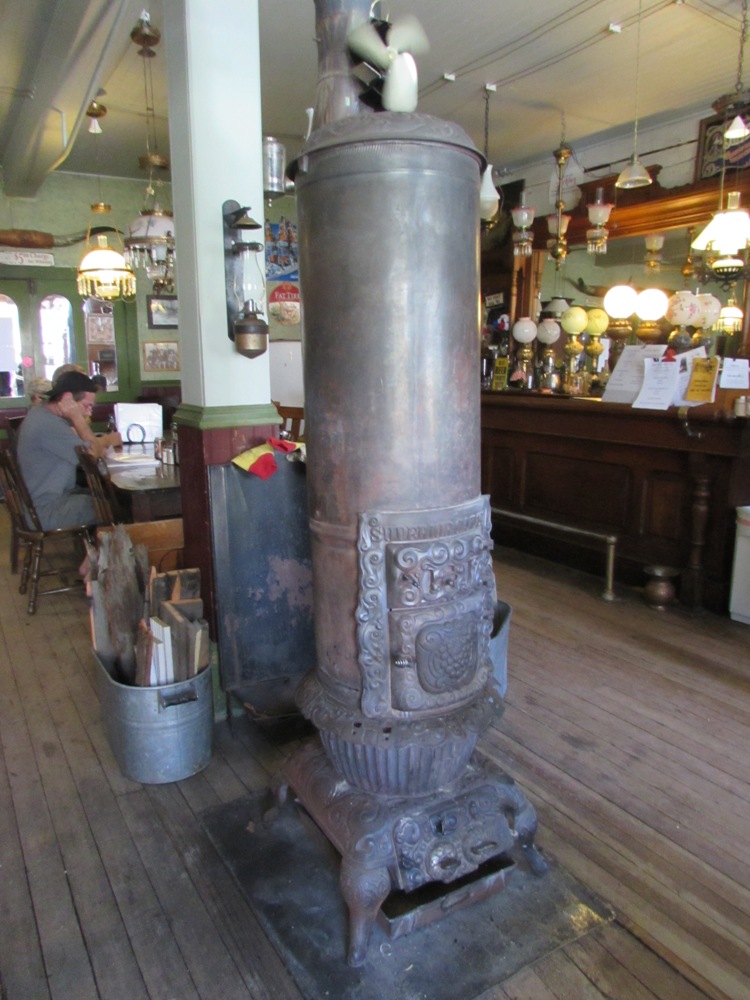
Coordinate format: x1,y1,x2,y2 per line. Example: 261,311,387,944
265,208,301,340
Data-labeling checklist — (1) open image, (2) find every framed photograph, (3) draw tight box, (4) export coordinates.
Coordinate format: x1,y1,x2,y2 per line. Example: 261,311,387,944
695,108,750,181
146,295,179,329
143,340,180,373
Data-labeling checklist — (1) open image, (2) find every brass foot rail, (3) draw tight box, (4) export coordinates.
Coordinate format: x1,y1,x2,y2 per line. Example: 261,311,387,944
490,507,617,602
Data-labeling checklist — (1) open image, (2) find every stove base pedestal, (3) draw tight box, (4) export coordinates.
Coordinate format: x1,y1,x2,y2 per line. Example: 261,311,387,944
269,738,547,966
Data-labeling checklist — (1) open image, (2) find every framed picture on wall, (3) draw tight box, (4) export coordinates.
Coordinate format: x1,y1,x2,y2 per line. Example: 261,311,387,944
146,295,179,329
143,341,180,373
695,109,750,181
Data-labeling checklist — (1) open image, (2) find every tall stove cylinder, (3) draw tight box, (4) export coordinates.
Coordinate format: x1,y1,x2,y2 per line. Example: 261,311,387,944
292,113,497,796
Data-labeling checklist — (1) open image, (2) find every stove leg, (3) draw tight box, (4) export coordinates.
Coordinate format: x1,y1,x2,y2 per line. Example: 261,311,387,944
262,779,289,827
340,858,390,967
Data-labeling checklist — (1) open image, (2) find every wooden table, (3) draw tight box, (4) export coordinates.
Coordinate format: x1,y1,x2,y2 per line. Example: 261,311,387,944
106,447,181,521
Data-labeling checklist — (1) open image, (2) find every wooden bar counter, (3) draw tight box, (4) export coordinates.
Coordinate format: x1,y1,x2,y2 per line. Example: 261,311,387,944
481,392,750,613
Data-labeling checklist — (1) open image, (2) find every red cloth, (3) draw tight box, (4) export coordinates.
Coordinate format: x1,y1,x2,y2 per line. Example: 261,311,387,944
248,452,278,479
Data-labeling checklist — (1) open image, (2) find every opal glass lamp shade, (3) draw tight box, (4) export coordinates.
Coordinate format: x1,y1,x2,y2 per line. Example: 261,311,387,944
603,285,638,320
560,306,588,335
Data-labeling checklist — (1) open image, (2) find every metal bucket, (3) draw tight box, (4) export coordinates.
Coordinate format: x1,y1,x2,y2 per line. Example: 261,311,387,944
96,655,213,784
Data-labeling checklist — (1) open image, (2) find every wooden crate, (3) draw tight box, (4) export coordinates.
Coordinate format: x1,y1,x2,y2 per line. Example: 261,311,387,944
98,519,184,571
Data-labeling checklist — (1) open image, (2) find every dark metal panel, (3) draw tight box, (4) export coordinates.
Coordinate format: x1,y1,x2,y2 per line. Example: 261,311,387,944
209,458,315,717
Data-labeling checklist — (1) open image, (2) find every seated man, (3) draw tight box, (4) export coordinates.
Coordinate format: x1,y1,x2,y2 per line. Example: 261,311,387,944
17,370,121,529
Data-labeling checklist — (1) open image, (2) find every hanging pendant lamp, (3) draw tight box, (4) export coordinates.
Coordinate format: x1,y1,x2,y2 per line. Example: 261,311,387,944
616,0,652,190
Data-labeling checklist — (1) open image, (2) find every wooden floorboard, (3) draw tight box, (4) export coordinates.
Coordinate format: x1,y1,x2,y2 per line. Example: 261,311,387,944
2,504,749,998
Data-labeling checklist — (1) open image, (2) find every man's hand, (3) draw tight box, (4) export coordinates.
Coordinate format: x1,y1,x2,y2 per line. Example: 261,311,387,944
53,394,86,422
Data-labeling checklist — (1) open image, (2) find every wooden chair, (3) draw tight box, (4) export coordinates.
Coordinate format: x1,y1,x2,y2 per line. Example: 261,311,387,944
3,415,25,573
0,448,92,614
272,401,305,441
75,445,124,526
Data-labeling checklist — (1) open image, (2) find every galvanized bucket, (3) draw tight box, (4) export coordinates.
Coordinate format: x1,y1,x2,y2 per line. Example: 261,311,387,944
97,655,213,784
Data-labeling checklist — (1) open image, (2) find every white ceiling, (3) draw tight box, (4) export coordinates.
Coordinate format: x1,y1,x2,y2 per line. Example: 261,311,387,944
0,0,744,197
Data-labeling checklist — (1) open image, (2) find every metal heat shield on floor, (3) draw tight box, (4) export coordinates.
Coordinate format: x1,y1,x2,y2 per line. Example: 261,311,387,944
209,458,315,718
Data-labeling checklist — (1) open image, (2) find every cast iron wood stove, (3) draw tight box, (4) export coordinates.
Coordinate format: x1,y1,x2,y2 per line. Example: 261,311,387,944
268,0,546,967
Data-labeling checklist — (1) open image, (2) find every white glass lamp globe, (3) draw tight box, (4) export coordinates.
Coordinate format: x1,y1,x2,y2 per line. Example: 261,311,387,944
547,297,569,317
512,317,537,343
603,285,637,320
695,293,722,329
665,290,700,327
585,307,609,336
560,306,588,335
635,288,668,322
537,318,561,345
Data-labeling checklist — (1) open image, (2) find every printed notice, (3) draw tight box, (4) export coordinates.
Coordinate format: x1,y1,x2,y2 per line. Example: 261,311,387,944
632,358,681,410
684,356,720,403
719,357,750,390
601,344,667,404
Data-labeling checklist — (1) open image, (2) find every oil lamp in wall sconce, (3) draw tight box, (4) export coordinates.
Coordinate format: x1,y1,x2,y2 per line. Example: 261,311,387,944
603,284,638,368
511,317,538,388
635,288,668,344
537,317,562,391
560,305,588,394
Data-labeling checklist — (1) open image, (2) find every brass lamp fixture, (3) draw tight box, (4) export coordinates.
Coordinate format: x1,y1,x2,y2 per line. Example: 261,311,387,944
511,189,536,256
586,187,613,255
644,232,665,271
123,12,176,295
547,141,573,268
584,307,609,382
603,284,637,368
560,305,587,393
634,288,668,344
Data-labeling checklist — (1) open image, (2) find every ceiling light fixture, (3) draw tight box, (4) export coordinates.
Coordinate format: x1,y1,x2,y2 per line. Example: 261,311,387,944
547,130,572,268
511,189,535,256
86,100,106,134
122,11,175,295
616,0,652,190
479,84,500,222
77,107,135,301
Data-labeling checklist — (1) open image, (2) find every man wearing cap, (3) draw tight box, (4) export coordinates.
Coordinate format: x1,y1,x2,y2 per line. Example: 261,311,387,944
17,371,121,530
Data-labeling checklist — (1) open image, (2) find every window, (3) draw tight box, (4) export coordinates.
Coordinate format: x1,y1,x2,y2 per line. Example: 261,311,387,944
39,294,75,381
0,294,23,397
